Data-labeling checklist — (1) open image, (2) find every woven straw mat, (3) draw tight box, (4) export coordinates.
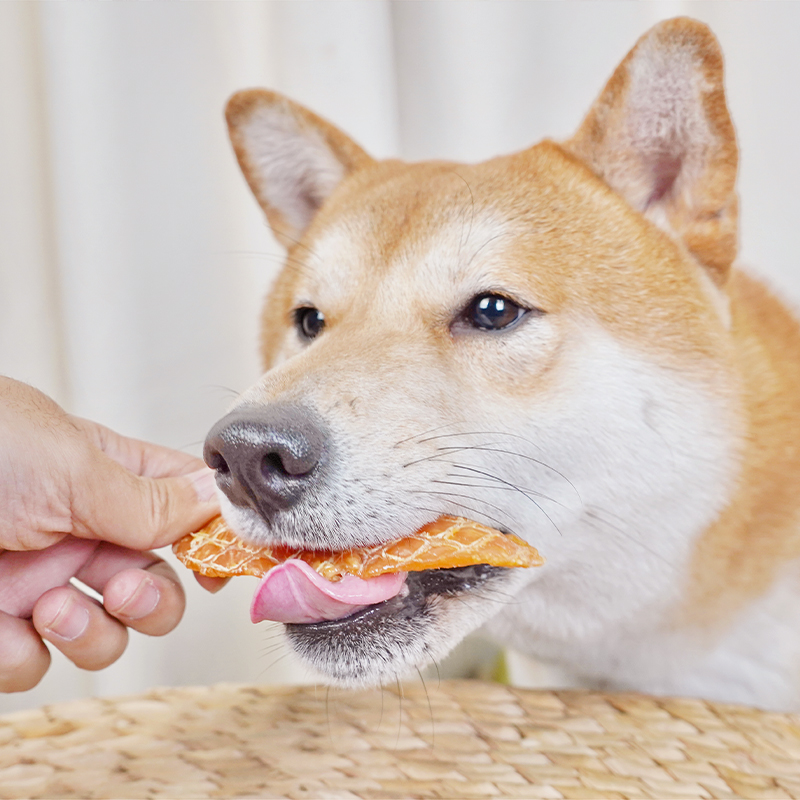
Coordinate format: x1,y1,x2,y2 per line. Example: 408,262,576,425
1,680,800,799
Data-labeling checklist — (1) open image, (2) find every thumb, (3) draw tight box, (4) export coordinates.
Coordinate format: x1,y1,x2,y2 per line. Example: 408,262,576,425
71,449,220,550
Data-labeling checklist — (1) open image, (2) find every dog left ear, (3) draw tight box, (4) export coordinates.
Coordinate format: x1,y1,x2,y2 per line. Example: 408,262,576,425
566,17,738,285
226,90,372,248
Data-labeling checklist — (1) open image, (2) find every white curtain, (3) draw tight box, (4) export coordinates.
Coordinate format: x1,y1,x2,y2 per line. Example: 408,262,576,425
2,1,799,713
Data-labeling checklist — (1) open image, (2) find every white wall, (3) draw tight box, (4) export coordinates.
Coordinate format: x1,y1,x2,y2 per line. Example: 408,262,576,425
1,1,798,712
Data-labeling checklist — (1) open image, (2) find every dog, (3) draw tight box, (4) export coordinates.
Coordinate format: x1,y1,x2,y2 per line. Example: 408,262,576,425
205,17,800,711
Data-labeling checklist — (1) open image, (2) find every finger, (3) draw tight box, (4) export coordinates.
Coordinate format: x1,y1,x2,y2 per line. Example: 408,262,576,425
194,573,230,594
0,611,51,692
70,417,205,478
0,537,99,618
32,586,128,671
71,446,219,550
74,545,185,635
102,562,186,636
74,541,159,591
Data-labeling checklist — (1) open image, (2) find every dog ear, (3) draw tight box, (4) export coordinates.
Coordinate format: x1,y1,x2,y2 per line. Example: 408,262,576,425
226,90,372,247
566,17,738,284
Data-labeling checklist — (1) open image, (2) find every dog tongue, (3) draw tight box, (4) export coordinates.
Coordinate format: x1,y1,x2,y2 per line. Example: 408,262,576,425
250,559,406,624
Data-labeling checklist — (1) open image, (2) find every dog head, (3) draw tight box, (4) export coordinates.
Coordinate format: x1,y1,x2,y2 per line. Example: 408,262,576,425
208,18,742,685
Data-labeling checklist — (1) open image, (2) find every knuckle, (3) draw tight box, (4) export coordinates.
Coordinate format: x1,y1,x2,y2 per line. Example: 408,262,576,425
65,437,102,511
146,559,181,586
144,478,174,538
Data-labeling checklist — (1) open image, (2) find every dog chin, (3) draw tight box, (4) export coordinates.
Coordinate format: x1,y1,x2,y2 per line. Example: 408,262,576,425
284,565,513,686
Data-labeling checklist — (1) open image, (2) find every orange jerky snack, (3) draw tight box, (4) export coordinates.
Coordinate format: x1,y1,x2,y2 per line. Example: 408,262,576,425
173,515,543,582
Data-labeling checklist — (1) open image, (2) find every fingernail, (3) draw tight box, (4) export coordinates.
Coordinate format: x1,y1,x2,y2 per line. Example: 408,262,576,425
115,577,161,620
188,467,218,504
46,596,90,641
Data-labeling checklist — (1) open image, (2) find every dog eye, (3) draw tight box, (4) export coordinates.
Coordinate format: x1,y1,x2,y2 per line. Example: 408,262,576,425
294,307,325,339
466,294,526,331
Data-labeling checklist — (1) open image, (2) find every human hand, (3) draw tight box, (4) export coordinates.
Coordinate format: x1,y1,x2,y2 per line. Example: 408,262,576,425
0,378,222,692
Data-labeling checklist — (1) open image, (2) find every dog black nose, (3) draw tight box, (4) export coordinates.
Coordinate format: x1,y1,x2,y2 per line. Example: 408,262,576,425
203,404,327,518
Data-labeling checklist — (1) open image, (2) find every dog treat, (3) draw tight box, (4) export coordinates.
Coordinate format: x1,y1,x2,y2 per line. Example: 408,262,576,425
173,515,543,581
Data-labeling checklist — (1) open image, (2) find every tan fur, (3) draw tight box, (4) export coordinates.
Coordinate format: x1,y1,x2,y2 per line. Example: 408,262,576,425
687,271,800,621
258,147,731,372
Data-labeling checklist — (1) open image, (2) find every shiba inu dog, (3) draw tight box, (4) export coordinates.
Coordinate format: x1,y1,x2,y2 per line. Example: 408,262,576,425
205,18,800,711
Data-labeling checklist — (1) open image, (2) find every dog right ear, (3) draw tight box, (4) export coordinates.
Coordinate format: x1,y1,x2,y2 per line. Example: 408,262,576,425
226,90,372,247
565,18,738,285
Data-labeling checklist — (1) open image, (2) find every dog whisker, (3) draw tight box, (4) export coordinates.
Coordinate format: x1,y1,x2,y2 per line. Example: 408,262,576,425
465,230,513,270
392,421,466,448
435,465,568,515
223,249,316,280
423,643,442,689
435,444,581,502
177,439,205,451
447,168,476,258
470,585,524,605
583,507,676,571
394,676,404,751
200,383,244,398
401,451,458,469
276,229,326,266
433,478,505,489
346,492,452,523
259,650,293,678
326,685,334,746
282,259,317,283
414,665,435,747
401,442,574,504
446,463,563,537
397,424,543,450
412,489,518,528
377,679,385,730
415,429,545,450
258,645,290,661
441,472,569,511
414,498,514,532
404,433,579,500
259,627,288,640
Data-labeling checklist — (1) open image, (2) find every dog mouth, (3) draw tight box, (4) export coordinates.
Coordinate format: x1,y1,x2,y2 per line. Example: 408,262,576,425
251,559,503,628
275,562,512,688
249,559,408,625
292,563,503,626
272,562,509,688
175,510,541,683
245,517,540,627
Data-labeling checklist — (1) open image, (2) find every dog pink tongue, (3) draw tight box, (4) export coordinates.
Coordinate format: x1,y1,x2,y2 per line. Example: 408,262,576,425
250,559,406,624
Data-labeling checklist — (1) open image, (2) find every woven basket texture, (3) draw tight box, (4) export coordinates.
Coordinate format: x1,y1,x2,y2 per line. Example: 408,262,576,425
1,680,799,799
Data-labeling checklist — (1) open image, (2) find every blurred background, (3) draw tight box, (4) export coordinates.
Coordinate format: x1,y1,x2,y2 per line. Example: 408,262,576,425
2,1,799,713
